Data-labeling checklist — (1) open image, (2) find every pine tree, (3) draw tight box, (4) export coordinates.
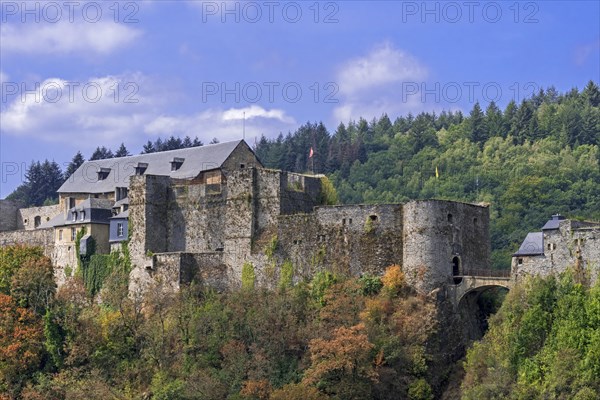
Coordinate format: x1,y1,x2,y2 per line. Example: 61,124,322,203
89,146,114,160
114,143,130,158
582,80,600,107
142,140,155,154
484,101,504,138
468,102,487,145
64,151,85,181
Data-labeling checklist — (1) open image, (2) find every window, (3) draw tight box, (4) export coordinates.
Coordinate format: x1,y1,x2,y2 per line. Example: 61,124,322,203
473,217,478,225
452,256,462,284
34,216,41,228
97,168,111,180
240,163,245,169
369,215,378,222
71,228,76,241
518,258,523,265
72,212,77,222
447,213,453,223
349,218,353,225
59,230,63,241
135,163,148,175
69,197,76,209
117,222,124,237
342,218,346,225
170,157,185,171
80,211,85,221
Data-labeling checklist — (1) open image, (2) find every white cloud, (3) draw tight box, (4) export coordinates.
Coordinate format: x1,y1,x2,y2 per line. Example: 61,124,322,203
145,106,296,143
0,73,297,148
222,105,295,123
0,74,157,146
337,42,427,96
0,70,8,83
333,42,434,122
1,21,141,55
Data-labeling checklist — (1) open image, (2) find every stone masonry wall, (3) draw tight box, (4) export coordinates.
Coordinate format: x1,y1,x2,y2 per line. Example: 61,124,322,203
17,204,62,230
167,181,228,253
128,175,171,294
275,204,403,281
0,228,55,258
0,200,20,231
402,200,491,294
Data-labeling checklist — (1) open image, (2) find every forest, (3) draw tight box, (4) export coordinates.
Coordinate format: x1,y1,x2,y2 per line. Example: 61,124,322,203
7,81,600,269
1,244,598,399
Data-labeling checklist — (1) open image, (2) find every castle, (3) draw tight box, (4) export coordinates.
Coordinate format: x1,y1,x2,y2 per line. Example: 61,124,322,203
1,140,598,296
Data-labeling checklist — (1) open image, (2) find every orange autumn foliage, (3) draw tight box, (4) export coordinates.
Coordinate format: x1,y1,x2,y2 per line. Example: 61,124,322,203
240,379,272,400
0,294,44,395
381,265,405,293
303,323,377,387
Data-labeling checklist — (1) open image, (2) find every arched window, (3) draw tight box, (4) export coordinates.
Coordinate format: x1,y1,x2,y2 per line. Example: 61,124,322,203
452,256,462,284
34,216,41,228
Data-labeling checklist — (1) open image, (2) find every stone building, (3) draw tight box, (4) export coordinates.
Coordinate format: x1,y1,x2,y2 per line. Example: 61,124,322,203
0,140,261,284
512,214,600,283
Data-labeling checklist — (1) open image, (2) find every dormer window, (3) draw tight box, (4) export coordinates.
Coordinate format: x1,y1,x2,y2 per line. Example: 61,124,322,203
97,167,111,181
72,211,77,222
135,162,148,176
80,211,85,221
170,157,185,171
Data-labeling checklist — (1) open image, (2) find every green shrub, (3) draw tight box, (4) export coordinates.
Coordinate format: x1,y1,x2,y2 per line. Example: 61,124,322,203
241,262,255,290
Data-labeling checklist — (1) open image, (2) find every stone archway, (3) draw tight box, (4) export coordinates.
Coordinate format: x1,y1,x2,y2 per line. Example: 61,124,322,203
458,284,510,342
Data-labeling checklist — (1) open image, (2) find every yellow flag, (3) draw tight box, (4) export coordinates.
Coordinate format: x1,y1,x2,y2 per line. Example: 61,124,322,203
435,166,439,178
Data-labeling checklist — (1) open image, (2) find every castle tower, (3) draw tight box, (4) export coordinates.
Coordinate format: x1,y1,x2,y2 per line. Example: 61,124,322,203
402,200,491,293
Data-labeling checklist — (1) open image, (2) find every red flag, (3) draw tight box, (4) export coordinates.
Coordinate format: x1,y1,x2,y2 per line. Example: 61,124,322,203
309,147,314,158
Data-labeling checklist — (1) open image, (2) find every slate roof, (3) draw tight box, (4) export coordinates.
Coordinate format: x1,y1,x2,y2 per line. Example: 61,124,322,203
541,214,566,230
113,197,129,208
38,198,114,228
111,210,129,219
513,232,544,256
58,140,247,194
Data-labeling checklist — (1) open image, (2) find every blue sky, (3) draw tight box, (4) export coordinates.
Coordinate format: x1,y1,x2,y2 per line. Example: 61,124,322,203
1,0,599,197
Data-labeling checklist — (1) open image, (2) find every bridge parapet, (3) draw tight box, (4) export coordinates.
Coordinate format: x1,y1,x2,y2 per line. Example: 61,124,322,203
447,275,513,309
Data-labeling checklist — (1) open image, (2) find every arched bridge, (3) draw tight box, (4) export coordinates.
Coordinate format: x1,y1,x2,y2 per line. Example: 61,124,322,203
447,268,512,309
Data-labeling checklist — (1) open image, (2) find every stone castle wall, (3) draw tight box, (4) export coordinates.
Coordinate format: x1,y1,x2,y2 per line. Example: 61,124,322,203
402,200,491,293
17,204,62,230
0,228,55,258
127,170,494,294
276,204,403,281
0,200,20,231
